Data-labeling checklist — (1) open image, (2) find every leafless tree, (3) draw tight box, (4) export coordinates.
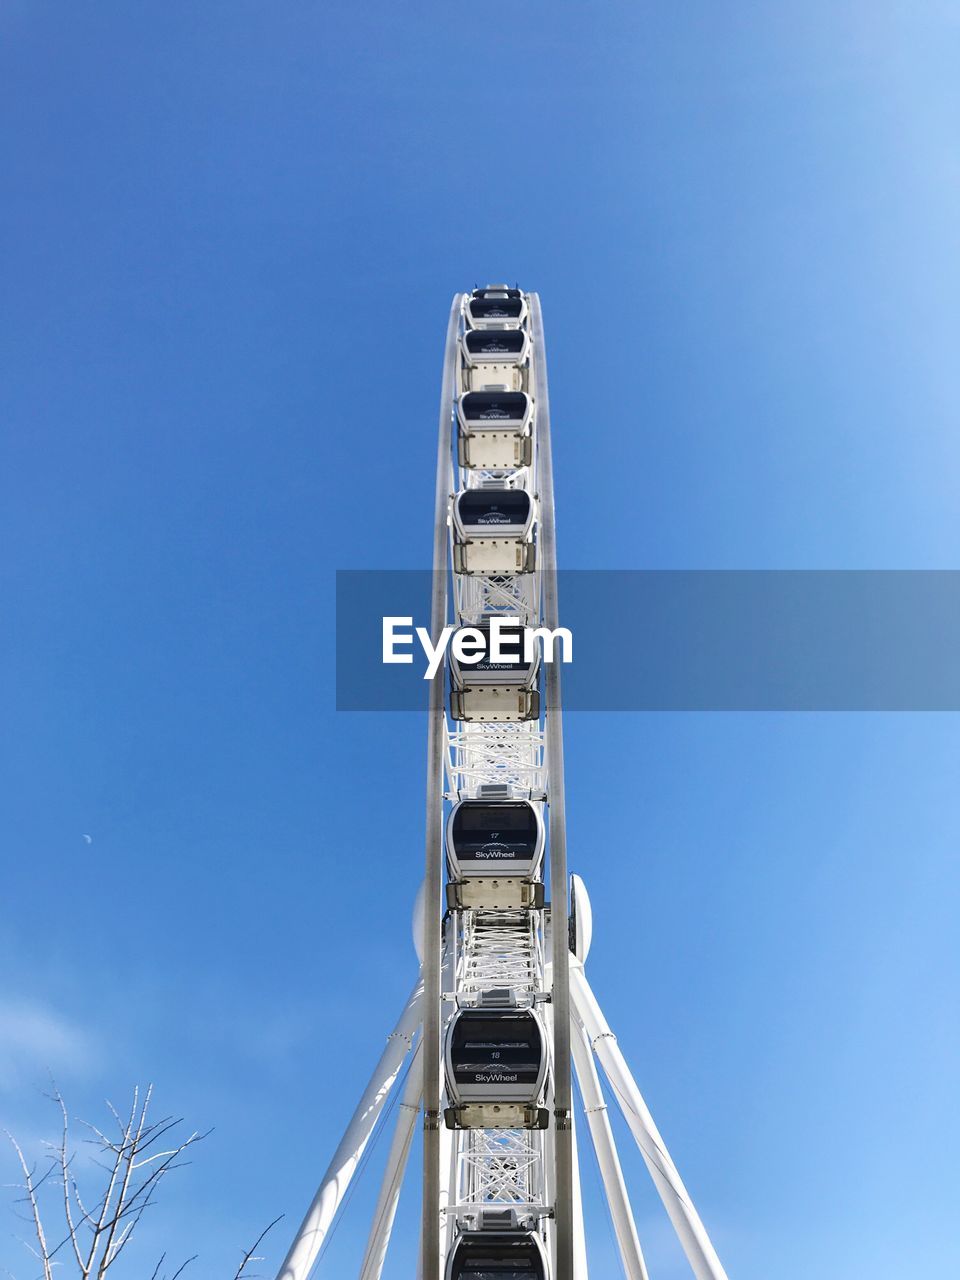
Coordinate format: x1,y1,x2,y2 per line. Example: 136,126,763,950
5,1085,281,1280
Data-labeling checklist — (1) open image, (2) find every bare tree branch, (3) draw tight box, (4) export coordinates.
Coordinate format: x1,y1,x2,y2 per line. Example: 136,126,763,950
5,1134,54,1280
52,1090,85,1272
82,1088,138,1278
234,1215,284,1280
5,1089,278,1280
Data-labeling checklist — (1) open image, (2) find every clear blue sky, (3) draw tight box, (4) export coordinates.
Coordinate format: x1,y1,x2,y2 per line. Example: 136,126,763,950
2,3,958,1277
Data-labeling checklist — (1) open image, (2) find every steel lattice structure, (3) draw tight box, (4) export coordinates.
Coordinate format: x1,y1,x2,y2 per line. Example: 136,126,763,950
274,290,730,1280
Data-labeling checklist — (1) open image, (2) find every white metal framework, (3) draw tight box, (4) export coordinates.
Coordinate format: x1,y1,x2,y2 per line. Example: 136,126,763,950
274,289,730,1280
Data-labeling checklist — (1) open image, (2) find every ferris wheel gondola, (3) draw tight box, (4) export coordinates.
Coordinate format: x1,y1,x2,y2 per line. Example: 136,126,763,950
444,1006,549,1130
457,390,534,470
445,797,545,911
448,618,540,723
464,286,527,331
445,1231,549,1280
460,328,530,393
451,486,537,576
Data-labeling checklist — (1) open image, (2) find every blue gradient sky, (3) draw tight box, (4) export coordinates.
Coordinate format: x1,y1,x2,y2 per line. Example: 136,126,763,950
2,3,958,1277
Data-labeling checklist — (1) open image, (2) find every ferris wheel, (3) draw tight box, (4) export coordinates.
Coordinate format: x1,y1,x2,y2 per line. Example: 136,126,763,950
274,290,730,1280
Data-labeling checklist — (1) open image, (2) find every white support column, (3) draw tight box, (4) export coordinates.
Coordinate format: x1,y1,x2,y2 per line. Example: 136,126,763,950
571,1103,589,1280
437,1113,454,1275
358,1038,424,1280
423,293,462,1280
275,977,424,1280
570,1019,649,1280
440,1107,459,1259
569,962,729,1280
437,933,457,1271
541,1074,557,1267
530,290,574,1280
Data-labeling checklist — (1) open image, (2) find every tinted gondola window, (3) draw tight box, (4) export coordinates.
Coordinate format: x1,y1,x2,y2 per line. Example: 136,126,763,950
452,803,538,864
458,490,531,528
472,287,522,300
450,1015,542,1085
459,624,532,674
465,330,526,356
461,393,528,423
454,1251,540,1280
470,297,524,320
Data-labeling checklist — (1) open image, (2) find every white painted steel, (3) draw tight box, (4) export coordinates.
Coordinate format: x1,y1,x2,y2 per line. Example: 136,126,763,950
359,1038,424,1280
570,961,729,1280
439,916,458,1266
438,1119,454,1275
570,1020,649,1280
445,720,546,800
423,295,464,1280
439,291,561,1272
275,976,424,1280
441,1102,460,1259
530,294,574,1280
455,1126,547,1218
571,1107,589,1280
569,874,593,965
456,908,542,996
413,879,427,964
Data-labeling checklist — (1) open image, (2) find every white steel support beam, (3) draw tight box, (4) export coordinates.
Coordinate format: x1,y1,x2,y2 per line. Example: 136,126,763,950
437,1111,454,1274
530,292,574,1280
571,1105,589,1280
570,962,729,1280
440,1104,459,1259
275,977,425,1280
422,294,462,1280
359,1039,424,1280
438,934,457,1266
571,1019,649,1280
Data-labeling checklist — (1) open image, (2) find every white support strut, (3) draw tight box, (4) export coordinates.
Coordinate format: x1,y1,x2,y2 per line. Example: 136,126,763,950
569,961,729,1280
359,1038,424,1280
275,976,424,1280
570,1019,650,1280
570,1106,589,1280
